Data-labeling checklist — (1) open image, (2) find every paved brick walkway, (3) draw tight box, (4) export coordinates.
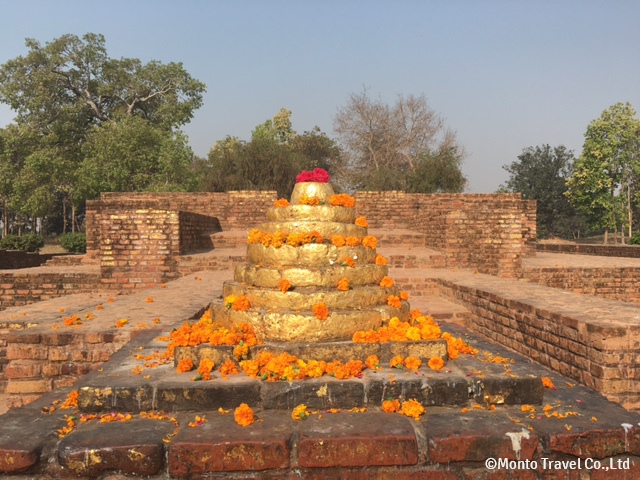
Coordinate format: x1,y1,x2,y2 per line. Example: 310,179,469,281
523,251,640,268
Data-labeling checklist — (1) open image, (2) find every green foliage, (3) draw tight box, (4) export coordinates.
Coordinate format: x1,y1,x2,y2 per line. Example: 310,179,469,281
565,102,640,241
629,232,640,245
501,145,588,239
199,110,343,197
0,234,44,252
333,91,467,192
0,33,206,233
59,233,86,253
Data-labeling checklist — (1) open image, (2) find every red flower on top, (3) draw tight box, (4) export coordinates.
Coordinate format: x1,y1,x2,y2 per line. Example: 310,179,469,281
296,168,330,183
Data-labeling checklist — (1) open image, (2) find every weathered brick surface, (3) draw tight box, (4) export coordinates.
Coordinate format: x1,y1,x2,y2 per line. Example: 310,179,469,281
523,267,640,305
168,411,292,474
537,242,640,258
0,270,100,311
298,412,418,467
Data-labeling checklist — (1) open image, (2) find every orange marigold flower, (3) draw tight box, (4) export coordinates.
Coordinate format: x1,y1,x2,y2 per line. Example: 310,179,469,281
329,193,356,208
234,403,255,427
64,315,81,327
198,358,215,375
300,195,320,206
177,358,194,373
240,359,260,378
115,318,128,328
309,230,323,244
355,216,368,227
337,277,350,291
375,254,388,266
361,235,377,249
231,296,251,311
390,355,404,369
146,297,153,303
247,229,263,244
365,355,381,370
341,257,355,267
382,399,400,413
400,399,425,420
542,377,556,389
387,295,402,309
233,343,249,360
292,404,309,420
60,390,79,409
331,235,346,247
406,326,421,341
345,236,360,246
219,359,240,375
274,198,290,208
379,276,394,288
404,356,422,371
428,357,445,371
399,291,409,301
312,303,329,320
278,279,292,293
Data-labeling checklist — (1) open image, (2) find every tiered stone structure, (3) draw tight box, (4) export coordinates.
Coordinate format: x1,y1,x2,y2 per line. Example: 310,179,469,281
215,182,406,343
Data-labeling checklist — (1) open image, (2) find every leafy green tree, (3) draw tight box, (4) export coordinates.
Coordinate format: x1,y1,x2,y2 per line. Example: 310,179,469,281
333,90,467,192
200,110,343,197
566,103,640,243
501,145,587,238
0,33,206,232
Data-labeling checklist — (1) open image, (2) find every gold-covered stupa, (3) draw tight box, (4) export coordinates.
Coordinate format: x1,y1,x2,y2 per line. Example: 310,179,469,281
214,180,409,343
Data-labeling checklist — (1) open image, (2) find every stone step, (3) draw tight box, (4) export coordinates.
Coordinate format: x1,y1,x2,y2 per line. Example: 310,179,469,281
2,334,639,478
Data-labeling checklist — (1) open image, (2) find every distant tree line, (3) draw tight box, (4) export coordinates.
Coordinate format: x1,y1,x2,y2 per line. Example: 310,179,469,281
501,103,640,243
0,33,468,239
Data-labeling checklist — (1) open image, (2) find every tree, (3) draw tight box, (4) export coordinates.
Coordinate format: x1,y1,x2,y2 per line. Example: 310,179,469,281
200,109,343,197
0,33,206,232
333,90,467,192
501,145,587,239
566,103,640,243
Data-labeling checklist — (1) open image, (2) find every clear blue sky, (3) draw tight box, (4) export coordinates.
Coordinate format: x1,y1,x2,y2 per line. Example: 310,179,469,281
1,0,639,193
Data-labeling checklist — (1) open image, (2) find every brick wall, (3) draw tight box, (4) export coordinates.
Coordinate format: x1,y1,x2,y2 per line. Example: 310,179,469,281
0,272,100,310
98,208,181,289
357,192,532,277
523,267,640,305
431,276,640,411
536,243,640,258
3,330,130,408
0,250,57,269
178,212,221,254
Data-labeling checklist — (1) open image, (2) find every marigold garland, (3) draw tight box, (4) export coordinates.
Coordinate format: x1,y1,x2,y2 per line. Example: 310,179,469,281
274,198,290,207
329,193,356,208
312,303,329,320
248,229,324,248
234,403,255,427
355,216,368,227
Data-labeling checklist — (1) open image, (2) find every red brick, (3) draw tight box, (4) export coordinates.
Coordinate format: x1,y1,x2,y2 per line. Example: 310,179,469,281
168,411,291,474
6,344,47,360
4,360,42,379
6,332,41,344
549,427,640,458
6,378,51,394
41,333,75,346
298,413,418,468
